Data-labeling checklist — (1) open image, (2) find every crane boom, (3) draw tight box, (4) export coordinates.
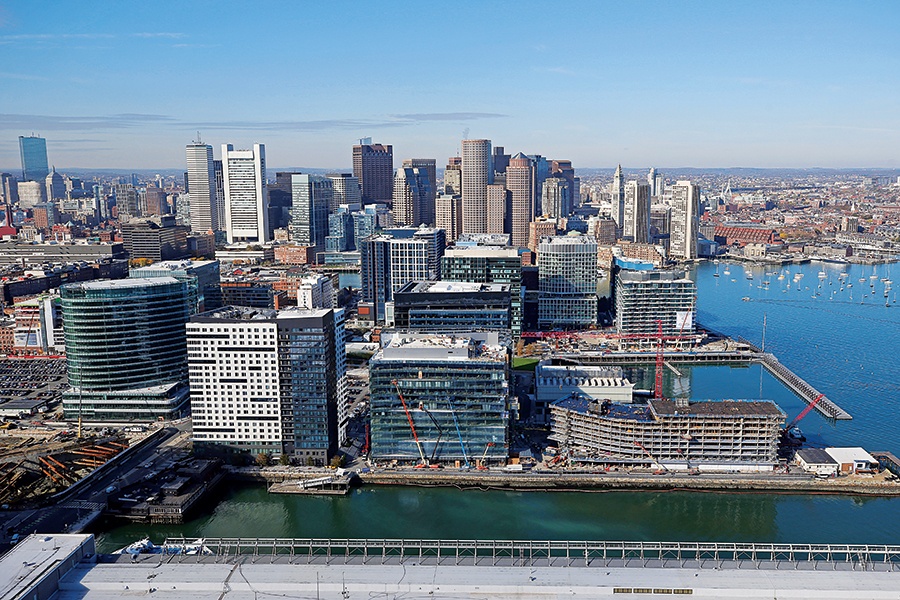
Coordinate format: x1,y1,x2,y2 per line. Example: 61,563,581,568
392,380,427,465
447,399,471,469
419,402,444,463
787,393,825,430
655,320,664,400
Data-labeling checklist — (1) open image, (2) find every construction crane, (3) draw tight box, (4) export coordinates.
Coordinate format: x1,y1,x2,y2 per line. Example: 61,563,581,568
418,402,444,467
782,393,825,441
447,399,471,469
391,380,427,467
476,442,495,470
655,320,664,400
634,441,666,474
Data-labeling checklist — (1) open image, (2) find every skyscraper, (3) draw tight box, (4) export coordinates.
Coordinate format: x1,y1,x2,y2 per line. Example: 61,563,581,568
186,141,218,233
507,153,534,248
401,158,436,225
114,183,139,221
213,159,225,229
486,183,509,234
352,140,393,204
669,180,700,260
60,278,191,422
541,177,571,219
461,139,493,234
392,167,432,227
623,180,650,243
44,167,65,201
610,164,625,235
444,156,462,195
290,174,332,255
222,143,269,244
327,173,361,212
435,194,463,243
19,135,49,182
551,160,577,206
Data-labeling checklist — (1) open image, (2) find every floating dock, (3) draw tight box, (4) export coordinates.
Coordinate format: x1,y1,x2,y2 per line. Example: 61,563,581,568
268,473,355,495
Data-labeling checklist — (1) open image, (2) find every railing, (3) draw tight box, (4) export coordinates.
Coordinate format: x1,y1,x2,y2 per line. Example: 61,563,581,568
161,537,900,569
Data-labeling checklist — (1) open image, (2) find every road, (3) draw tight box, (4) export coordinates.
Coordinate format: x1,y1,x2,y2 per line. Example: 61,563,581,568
0,421,191,548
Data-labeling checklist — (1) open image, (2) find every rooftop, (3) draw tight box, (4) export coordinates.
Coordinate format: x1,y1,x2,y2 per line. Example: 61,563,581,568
650,399,785,418
66,276,180,291
399,281,510,294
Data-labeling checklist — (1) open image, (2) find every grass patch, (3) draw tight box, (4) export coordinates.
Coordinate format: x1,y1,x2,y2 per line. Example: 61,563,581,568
512,357,540,371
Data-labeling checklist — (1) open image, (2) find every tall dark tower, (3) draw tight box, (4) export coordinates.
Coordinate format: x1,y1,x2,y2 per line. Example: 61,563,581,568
352,138,393,204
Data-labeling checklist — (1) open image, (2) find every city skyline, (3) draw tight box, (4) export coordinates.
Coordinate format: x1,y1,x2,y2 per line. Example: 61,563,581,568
0,1,898,170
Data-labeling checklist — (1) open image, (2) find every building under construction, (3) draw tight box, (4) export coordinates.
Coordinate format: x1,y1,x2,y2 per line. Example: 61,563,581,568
549,394,784,467
369,332,508,465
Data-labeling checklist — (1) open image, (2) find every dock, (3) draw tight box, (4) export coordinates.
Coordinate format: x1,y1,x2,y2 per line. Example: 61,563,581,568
564,348,852,421
268,473,355,495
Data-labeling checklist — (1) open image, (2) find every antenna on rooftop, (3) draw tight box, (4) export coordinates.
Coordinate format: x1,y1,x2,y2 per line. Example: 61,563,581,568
462,128,470,140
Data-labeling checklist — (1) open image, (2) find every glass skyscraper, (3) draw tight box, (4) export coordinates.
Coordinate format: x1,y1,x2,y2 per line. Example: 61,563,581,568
60,277,191,422
19,135,49,182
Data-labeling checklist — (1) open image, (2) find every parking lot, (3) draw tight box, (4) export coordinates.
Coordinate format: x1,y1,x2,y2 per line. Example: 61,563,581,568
0,357,68,418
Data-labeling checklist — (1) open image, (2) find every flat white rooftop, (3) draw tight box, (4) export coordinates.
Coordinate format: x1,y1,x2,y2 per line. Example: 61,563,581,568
54,558,900,599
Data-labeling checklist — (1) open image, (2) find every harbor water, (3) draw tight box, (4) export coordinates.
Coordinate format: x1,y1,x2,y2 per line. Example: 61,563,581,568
93,259,900,552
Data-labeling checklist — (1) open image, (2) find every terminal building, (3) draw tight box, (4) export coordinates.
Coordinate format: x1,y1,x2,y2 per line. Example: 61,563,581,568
614,269,697,336
392,281,513,332
369,332,508,465
60,278,191,422
187,306,346,464
549,395,784,469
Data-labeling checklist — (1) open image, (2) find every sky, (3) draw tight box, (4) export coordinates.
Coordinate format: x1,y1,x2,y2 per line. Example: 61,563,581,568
0,1,898,171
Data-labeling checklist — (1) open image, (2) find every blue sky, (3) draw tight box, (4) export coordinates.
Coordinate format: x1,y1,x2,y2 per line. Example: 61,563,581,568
0,1,898,170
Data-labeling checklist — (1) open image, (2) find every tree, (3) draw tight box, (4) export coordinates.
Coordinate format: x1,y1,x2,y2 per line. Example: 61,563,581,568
255,452,272,467
278,453,291,466
329,455,345,469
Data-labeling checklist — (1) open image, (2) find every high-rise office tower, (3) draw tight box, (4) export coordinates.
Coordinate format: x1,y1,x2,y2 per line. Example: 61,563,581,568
541,177,571,219
486,183,509,234
623,180,651,244
506,153,534,248
352,140,393,204
17,181,45,208
444,156,462,195
290,174,333,255
461,139,493,234
327,173,362,212
435,194,463,243
1,173,18,206
222,143,269,244
401,159,436,225
551,160,577,206
647,167,658,197
185,141,218,233
188,306,346,464
19,135,49,182
538,235,598,328
492,146,510,175
44,167,65,201
611,164,625,235
392,167,432,227
213,159,225,229
114,183,139,221
60,278,191,422
669,180,700,260
528,154,550,216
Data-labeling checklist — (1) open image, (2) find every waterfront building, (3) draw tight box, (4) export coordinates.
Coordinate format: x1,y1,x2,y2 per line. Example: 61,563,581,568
401,158,436,225
614,269,696,336
369,332,508,464
129,259,222,313
289,174,332,256
296,273,334,309
185,140,218,233
327,173,361,213
435,193,463,242
537,235,598,328
60,278,191,422
120,215,190,262
352,205,377,248
549,396,784,466
443,156,462,195
533,362,634,425
352,140,393,204
461,139,493,234
507,153,534,248
669,180,700,260
327,206,353,252
188,306,346,463
393,281,512,332
441,245,523,336
19,135,49,182
222,143,269,244
623,180,650,243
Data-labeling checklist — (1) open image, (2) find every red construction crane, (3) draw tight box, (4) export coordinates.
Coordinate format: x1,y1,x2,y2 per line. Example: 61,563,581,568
392,380,427,467
785,393,825,432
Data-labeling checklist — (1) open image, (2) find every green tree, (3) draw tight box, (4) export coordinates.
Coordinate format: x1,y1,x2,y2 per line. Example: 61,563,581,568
278,453,291,466
255,452,272,467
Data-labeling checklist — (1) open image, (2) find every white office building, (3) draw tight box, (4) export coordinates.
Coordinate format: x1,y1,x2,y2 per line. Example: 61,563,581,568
623,180,650,244
186,141,218,233
538,235,598,328
669,180,700,260
222,143,269,244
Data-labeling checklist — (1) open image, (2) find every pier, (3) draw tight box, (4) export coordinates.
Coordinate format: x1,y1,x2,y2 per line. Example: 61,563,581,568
562,349,852,421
